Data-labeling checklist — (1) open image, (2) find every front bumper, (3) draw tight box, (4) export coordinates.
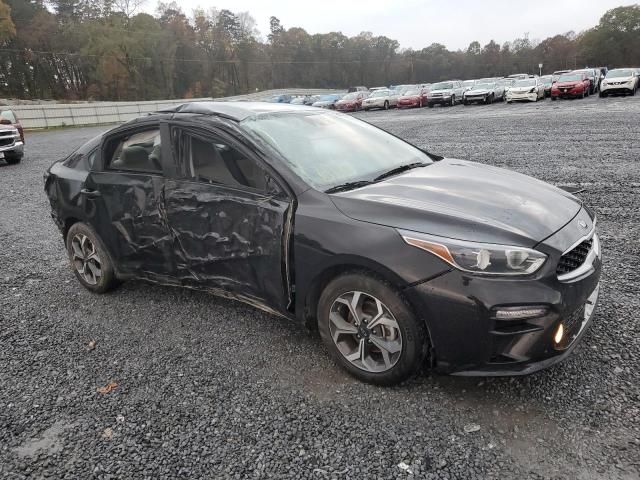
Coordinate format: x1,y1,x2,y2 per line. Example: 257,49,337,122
552,86,585,99
0,141,24,155
507,92,537,102
601,84,635,94
336,104,358,112
403,211,602,376
464,94,489,103
428,96,452,105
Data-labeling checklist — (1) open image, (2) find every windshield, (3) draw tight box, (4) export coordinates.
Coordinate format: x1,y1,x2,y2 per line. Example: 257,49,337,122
403,90,419,96
558,74,582,82
371,90,389,97
342,93,358,100
607,69,633,78
241,111,432,190
514,79,536,87
318,95,339,101
431,82,453,90
463,80,474,86
473,83,495,89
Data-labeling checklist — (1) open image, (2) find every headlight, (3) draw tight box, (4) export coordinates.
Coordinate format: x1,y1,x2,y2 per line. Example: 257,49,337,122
399,230,547,276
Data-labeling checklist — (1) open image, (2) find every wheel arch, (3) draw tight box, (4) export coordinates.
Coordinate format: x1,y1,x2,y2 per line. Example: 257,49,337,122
62,216,81,239
298,255,410,330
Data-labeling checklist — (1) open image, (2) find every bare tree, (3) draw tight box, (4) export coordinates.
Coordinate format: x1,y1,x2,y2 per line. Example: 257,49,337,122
112,0,145,19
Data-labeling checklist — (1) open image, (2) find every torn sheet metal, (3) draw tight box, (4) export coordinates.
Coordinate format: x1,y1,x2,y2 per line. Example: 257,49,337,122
162,178,292,312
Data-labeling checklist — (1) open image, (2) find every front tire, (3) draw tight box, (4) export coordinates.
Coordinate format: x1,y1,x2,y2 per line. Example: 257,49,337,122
450,95,455,106
317,273,428,386
383,100,389,110
66,222,119,293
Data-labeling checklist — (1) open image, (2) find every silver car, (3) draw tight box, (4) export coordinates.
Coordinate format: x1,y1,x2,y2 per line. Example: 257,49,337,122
361,89,399,110
463,81,505,105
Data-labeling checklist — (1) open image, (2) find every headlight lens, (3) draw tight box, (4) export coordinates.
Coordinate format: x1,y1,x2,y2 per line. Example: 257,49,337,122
399,230,547,276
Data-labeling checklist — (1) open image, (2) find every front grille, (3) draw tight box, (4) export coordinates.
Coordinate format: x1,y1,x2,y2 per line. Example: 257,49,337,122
556,238,593,275
0,129,17,147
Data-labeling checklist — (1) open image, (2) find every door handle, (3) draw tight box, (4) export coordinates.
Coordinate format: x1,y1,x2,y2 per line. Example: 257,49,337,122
80,188,101,198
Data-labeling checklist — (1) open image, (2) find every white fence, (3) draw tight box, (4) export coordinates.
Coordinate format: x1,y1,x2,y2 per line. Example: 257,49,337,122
10,89,343,129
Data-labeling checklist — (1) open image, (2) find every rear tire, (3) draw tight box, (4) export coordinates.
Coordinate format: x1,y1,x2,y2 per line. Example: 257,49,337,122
384,100,389,110
4,153,22,164
317,272,428,386
66,222,119,293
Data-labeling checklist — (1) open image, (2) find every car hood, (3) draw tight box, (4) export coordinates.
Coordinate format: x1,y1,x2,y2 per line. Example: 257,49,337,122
312,101,334,106
555,81,581,87
429,89,453,94
336,100,355,105
330,159,582,247
604,76,634,82
508,86,536,93
466,88,492,95
399,95,420,101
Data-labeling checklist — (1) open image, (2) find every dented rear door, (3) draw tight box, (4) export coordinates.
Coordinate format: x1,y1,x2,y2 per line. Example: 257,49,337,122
162,124,293,313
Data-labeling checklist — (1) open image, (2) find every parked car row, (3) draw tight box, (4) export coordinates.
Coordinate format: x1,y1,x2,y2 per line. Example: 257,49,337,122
258,66,639,115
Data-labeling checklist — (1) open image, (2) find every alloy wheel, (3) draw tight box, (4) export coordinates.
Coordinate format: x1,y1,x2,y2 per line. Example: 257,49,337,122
71,233,102,285
329,291,403,373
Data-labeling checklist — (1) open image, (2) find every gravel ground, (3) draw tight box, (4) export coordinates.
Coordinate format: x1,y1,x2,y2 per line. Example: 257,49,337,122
1,94,639,479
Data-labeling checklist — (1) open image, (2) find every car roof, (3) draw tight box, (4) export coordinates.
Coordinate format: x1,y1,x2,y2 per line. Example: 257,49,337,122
159,101,320,122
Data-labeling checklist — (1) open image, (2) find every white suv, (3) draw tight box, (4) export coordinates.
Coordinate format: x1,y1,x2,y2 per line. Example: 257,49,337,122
600,68,639,97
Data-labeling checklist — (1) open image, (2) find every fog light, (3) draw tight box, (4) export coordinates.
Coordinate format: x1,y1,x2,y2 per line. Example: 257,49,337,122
492,306,549,320
554,324,564,344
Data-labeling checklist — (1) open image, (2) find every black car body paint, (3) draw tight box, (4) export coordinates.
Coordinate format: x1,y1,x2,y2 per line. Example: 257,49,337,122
44,102,601,376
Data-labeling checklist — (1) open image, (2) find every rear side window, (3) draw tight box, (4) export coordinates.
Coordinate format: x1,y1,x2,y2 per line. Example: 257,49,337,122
63,134,102,170
65,148,96,171
172,127,270,192
107,129,162,173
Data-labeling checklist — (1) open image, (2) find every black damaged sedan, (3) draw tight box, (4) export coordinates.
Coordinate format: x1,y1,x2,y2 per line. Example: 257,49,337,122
44,102,601,385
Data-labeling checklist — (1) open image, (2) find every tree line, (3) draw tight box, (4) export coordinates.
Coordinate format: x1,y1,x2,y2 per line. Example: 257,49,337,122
0,1,639,101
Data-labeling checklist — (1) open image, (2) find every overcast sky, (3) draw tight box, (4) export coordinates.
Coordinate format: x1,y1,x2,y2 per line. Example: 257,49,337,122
160,0,635,50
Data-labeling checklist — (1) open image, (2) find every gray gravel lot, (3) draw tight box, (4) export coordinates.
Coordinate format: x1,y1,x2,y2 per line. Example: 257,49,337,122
1,95,639,479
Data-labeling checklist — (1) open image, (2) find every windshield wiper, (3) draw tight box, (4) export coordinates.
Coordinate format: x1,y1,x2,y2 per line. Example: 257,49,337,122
373,162,428,182
324,180,374,194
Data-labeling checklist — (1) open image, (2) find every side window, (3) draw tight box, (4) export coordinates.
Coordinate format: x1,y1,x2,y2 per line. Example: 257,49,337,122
106,128,162,174
173,128,273,192
65,148,96,171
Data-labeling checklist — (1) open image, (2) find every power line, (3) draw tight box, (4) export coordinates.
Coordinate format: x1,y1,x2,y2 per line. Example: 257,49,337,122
0,48,413,65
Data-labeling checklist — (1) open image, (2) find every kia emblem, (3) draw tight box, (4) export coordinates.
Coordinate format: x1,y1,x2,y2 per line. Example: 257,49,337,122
578,220,588,229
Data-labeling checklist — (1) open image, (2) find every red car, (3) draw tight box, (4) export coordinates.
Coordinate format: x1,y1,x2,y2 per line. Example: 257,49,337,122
335,92,368,112
397,88,429,108
551,73,590,100
0,109,25,164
